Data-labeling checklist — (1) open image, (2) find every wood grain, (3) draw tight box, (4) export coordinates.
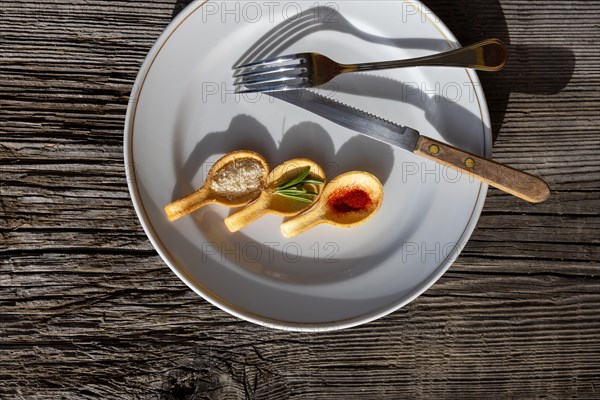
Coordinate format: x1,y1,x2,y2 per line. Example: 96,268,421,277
1,0,599,398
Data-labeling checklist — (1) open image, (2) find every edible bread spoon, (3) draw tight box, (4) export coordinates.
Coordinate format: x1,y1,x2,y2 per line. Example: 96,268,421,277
281,171,384,238
225,158,326,232
164,150,269,221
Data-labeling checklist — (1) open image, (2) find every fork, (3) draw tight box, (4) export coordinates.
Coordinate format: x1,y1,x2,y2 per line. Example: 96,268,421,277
233,38,507,93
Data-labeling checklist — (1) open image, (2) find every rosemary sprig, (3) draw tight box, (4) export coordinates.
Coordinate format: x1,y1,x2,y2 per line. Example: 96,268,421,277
273,166,323,203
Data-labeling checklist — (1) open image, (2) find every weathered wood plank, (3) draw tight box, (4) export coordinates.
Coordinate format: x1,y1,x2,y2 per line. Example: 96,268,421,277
1,254,599,399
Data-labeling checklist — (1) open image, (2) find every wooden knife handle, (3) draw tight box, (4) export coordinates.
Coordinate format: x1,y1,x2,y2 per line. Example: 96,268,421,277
414,136,550,203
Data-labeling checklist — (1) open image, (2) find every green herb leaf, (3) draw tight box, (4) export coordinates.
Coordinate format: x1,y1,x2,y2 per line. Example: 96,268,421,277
273,166,324,203
276,167,311,191
274,192,314,203
276,189,307,194
276,189,317,196
298,179,324,185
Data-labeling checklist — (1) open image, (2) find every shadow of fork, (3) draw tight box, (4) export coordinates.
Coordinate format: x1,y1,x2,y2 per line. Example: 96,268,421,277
232,5,452,67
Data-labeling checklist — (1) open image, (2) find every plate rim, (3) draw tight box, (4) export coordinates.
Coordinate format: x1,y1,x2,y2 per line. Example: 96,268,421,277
124,0,491,331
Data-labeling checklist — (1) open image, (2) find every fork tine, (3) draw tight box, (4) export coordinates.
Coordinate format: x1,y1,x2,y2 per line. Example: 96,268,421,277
233,65,301,79
235,76,308,90
232,54,303,70
235,70,307,86
234,82,307,94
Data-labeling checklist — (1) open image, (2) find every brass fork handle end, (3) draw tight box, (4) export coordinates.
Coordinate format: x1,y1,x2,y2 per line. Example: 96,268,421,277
461,38,508,71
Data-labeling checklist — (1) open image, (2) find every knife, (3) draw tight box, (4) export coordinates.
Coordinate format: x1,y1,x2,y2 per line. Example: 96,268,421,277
270,90,550,203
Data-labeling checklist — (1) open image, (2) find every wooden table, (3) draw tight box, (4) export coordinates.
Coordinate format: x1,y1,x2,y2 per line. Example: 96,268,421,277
1,1,598,398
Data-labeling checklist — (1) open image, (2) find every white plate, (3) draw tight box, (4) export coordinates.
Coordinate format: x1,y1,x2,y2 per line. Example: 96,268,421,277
124,0,490,331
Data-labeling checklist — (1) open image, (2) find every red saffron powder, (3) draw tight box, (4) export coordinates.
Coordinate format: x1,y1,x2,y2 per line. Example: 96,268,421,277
328,188,372,213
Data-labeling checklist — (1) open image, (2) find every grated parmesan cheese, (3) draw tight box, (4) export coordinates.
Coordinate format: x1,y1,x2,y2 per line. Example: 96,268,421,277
210,158,264,200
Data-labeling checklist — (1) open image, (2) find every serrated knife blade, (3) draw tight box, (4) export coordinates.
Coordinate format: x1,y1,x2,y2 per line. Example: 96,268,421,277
270,90,421,152
268,89,550,203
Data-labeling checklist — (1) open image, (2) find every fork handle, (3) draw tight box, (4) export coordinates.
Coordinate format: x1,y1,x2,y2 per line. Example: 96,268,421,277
414,136,550,203
344,39,507,72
